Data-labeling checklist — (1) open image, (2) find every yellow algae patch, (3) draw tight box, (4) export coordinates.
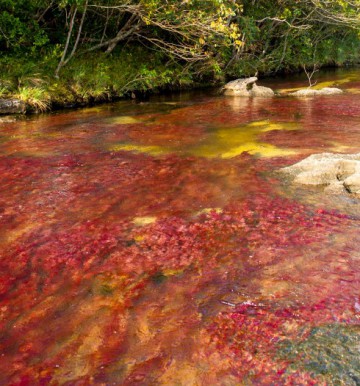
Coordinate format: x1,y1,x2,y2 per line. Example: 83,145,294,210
196,207,223,216
278,86,303,93
220,142,296,158
10,150,56,158
191,120,298,159
133,216,157,226
158,361,202,386
109,120,298,158
106,116,141,125
279,77,354,94
162,268,186,277
110,143,168,156
328,142,354,153
256,121,296,132
2,221,38,244
134,234,145,242
312,78,352,89
78,106,105,114
136,316,155,343
346,88,360,94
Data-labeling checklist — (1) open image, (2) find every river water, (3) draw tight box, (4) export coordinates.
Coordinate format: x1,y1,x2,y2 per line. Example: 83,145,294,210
0,69,359,385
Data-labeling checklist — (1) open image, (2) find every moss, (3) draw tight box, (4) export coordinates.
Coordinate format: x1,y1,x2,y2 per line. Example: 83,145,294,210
150,272,168,284
277,324,360,385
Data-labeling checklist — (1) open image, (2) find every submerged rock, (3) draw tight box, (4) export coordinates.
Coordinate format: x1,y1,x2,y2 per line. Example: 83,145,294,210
280,152,360,196
0,98,26,114
290,87,343,97
0,115,17,123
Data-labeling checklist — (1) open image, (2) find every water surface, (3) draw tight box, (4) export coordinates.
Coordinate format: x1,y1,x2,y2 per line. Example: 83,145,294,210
0,69,360,385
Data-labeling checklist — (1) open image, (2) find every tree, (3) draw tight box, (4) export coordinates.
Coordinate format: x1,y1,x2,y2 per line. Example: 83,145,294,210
51,0,243,76
224,0,360,75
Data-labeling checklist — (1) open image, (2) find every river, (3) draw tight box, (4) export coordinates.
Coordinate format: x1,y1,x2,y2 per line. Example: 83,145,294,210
0,68,359,385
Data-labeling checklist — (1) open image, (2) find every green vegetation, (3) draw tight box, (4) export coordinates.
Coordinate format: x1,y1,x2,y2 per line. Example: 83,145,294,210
1,0,360,111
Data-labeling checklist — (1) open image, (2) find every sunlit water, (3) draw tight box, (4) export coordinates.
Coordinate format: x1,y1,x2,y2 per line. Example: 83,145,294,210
0,69,359,385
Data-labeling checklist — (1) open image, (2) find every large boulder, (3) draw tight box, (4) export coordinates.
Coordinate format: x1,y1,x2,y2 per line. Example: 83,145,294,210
280,153,360,196
223,77,258,96
223,77,275,97
250,83,275,97
290,87,343,97
0,99,26,114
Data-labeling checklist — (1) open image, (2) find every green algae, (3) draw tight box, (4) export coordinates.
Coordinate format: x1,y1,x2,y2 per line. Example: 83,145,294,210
151,271,168,284
277,324,360,385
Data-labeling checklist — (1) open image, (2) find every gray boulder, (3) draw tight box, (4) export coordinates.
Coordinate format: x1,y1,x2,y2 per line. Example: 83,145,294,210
223,77,275,97
280,152,360,196
250,83,275,97
290,87,343,97
0,99,26,114
223,77,258,96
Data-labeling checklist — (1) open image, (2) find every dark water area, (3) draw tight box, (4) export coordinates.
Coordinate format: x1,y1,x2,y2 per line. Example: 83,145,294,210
0,69,359,385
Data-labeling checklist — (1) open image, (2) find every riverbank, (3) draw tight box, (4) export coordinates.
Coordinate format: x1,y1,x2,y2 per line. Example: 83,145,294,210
0,49,207,115
1,54,359,116
2,0,360,116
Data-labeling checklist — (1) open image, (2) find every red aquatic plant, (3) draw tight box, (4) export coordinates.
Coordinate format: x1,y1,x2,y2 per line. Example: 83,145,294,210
1,84,360,384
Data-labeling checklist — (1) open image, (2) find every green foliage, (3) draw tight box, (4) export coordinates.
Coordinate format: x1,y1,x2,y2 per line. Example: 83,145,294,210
44,47,196,105
0,0,50,52
15,86,50,112
0,0,359,109
0,86,8,98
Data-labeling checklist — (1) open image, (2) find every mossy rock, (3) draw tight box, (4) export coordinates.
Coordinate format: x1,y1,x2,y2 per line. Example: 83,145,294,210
277,324,360,385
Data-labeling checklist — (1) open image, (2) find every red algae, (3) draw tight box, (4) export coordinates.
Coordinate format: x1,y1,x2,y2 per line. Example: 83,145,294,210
0,69,360,385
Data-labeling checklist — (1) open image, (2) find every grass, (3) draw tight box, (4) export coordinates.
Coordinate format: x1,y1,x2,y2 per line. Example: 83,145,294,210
0,87,8,98
15,87,51,112
0,45,205,113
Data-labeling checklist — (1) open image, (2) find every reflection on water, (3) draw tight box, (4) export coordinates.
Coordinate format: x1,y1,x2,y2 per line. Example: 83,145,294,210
0,69,360,385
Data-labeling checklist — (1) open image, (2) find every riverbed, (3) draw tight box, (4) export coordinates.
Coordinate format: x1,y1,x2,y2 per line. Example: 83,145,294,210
0,69,359,385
